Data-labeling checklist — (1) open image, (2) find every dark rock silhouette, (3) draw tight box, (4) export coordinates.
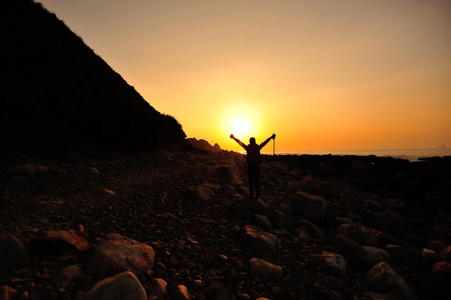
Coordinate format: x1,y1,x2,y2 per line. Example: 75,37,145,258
186,138,221,152
83,271,147,300
0,0,185,156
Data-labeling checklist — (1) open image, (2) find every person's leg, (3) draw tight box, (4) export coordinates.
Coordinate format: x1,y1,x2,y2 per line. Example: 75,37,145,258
255,166,260,199
247,166,254,199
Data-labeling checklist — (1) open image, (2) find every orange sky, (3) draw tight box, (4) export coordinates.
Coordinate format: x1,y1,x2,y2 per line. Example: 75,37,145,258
39,0,451,152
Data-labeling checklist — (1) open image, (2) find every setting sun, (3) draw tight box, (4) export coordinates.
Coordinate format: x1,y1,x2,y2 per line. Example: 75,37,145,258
217,103,267,151
231,118,250,137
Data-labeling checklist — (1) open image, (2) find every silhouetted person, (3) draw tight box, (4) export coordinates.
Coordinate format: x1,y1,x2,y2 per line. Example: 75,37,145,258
230,133,276,200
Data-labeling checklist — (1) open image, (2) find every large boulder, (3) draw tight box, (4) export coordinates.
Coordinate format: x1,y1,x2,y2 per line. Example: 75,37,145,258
312,252,347,277
253,198,270,216
211,287,235,300
438,245,451,262
0,234,28,270
383,245,426,266
325,201,347,220
299,175,321,193
50,265,85,289
395,232,426,249
87,233,155,278
215,164,243,186
298,219,324,239
249,258,282,282
416,167,449,185
32,229,89,254
254,214,272,229
148,278,168,300
345,161,374,178
318,162,336,177
362,210,406,235
83,271,147,300
362,246,391,263
335,234,378,270
366,262,418,300
425,240,448,255
369,229,414,249
0,285,17,300
8,164,48,176
336,223,381,247
430,262,451,299
424,191,451,212
290,191,328,224
228,200,252,220
388,199,423,219
185,185,212,202
286,180,301,195
340,189,368,213
242,225,281,253
269,209,295,231
320,178,348,198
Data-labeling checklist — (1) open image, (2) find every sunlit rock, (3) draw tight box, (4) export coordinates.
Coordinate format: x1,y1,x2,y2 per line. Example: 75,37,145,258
242,225,281,253
148,278,168,300
87,233,155,278
173,285,191,300
249,258,282,282
30,229,89,256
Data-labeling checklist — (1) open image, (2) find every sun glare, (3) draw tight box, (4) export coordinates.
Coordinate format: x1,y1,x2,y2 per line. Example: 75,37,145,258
231,118,250,137
218,103,265,150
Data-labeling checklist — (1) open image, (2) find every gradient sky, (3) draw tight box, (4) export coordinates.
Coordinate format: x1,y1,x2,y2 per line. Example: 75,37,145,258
38,0,451,152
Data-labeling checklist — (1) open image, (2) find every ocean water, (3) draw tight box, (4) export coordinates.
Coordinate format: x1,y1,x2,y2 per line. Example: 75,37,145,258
274,148,451,162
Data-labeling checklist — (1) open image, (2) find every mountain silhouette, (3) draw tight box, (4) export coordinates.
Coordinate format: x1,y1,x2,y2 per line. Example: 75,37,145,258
0,0,186,156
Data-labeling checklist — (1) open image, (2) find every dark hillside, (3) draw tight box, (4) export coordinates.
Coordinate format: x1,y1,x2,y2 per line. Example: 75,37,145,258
0,0,185,155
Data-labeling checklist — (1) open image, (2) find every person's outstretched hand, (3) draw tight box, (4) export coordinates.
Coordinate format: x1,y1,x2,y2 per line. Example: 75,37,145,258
230,134,235,139
272,133,276,139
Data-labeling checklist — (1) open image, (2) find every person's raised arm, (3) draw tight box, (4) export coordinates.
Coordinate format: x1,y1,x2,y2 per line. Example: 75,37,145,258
259,133,276,149
230,134,247,149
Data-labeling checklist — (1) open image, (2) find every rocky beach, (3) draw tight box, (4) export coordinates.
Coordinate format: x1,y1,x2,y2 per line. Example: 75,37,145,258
2,1,450,299
1,147,450,300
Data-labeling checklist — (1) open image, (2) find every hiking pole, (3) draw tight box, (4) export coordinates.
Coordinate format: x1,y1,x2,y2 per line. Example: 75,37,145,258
272,133,275,180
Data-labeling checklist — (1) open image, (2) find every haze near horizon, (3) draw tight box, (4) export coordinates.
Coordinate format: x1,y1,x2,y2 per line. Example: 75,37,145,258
38,0,451,153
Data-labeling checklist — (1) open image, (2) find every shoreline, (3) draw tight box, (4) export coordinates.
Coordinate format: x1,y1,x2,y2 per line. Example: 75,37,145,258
261,148,451,162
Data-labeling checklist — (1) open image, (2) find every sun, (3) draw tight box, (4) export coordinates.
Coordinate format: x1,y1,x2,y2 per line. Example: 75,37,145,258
218,103,263,147
231,117,251,137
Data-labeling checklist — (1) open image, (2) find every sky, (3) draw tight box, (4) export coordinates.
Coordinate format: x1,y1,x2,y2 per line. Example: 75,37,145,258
38,0,451,153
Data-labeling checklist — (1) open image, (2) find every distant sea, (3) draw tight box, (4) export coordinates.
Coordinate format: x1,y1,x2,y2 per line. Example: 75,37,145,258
272,148,451,162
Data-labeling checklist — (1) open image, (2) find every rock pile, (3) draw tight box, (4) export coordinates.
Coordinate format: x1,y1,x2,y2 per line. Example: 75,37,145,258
0,150,450,299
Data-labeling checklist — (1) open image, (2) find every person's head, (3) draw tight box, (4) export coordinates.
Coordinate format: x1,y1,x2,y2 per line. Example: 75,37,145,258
249,137,256,145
